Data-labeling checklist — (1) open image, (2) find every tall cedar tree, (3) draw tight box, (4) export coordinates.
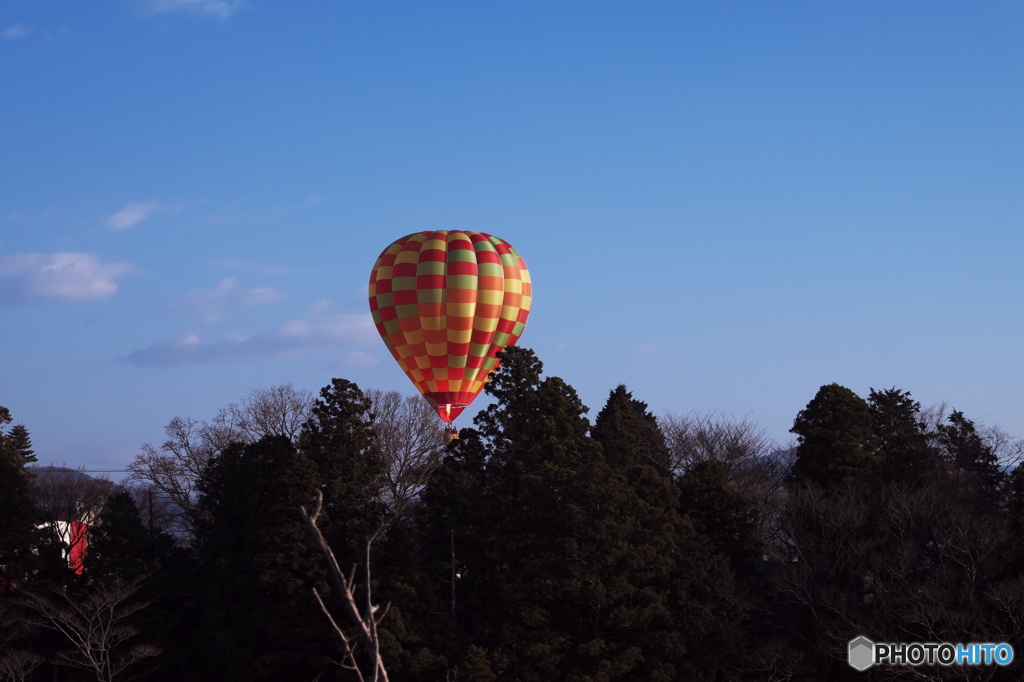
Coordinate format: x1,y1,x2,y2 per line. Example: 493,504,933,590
300,380,449,680
85,492,176,585
677,459,761,588
938,410,1004,488
0,407,38,590
421,349,744,681
790,383,880,487
868,387,938,486
591,384,670,474
591,384,748,680
190,435,337,682
298,378,389,569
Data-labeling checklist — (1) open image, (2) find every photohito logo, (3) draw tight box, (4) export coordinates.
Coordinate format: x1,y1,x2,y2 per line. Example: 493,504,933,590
848,637,1014,671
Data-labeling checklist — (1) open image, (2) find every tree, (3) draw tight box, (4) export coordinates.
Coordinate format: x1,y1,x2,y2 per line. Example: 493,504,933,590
678,459,761,585
299,379,388,570
868,387,938,486
0,408,38,590
13,579,160,682
938,410,1004,494
189,435,333,681
420,348,745,681
660,410,776,485
301,490,392,682
790,383,879,487
297,381,451,681
591,384,670,473
83,492,195,682
127,417,217,538
0,600,42,682
771,475,1024,681
363,389,445,516
31,466,115,581
85,492,176,586
127,384,314,538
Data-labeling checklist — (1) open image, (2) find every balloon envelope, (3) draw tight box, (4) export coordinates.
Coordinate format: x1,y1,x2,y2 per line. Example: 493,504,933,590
368,231,532,423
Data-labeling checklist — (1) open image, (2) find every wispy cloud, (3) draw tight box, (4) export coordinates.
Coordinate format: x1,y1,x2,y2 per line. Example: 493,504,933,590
3,24,30,39
123,313,378,367
2,25,68,41
170,277,287,323
333,351,380,370
637,342,686,356
216,258,289,276
106,201,160,231
141,0,245,20
0,252,132,304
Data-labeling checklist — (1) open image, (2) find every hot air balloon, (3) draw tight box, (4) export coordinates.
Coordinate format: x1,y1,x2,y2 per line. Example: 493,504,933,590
368,231,532,425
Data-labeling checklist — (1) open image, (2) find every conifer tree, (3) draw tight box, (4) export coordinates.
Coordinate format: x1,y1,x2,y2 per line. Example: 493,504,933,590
938,410,1005,503
190,435,334,681
0,407,39,590
299,379,388,568
421,349,745,681
86,492,176,585
868,387,938,485
790,383,879,487
678,459,760,585
591,384,670,474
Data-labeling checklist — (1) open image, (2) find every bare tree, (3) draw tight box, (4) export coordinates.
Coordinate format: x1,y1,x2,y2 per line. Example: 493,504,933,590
662,411,792,556
981,424,1024,471
0,603,42,682
364,389,446,515
126,384,315,537
771,477,1022,682
660,410,777,485
31,465,115,572
301,491,390,682
219,383,314,444
13,579,160,682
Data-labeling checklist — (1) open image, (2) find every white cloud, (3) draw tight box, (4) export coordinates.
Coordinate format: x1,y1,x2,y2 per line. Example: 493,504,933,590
0,252,132,304
142,0,245,20
241,287,287,306
3,24,30,39
124,313,378,367
309,298,334,313
170,277,287,323
106,201,160,231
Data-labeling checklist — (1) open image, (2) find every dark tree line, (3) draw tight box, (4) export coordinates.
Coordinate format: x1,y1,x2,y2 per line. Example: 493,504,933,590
3,359,1024,681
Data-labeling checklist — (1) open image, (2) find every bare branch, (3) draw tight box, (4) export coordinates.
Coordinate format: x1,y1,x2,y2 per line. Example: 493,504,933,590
13,579,160,682
300,491,390,682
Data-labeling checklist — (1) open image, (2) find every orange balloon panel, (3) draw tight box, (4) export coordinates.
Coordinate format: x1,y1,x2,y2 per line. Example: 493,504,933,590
368,231,532,423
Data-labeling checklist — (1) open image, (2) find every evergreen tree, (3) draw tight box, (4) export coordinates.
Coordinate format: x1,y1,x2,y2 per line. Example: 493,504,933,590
190,435,335,681
591,384,670,474
1007,465,1024,538
0,407,39,590
420,349,745,681
790,383,879,487
677,459,760,585
937,410,1004,499
6,424,35,465
868,387,938,485
85,492,176,585
299,379,388,568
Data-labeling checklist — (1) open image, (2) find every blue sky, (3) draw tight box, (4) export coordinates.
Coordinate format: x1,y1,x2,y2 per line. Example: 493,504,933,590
3,1,1022,471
